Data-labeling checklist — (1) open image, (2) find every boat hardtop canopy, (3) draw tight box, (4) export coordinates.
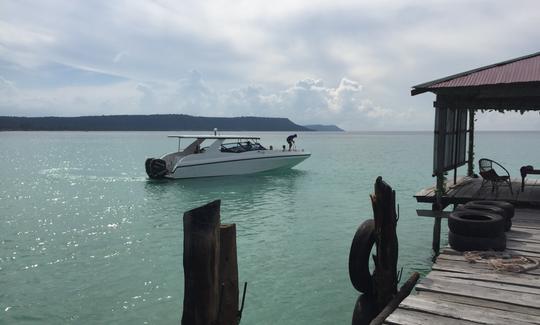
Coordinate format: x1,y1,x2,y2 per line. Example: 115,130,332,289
167,135,261,140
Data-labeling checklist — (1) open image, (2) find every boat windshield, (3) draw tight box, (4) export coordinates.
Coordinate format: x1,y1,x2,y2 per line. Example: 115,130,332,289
220,141,266,153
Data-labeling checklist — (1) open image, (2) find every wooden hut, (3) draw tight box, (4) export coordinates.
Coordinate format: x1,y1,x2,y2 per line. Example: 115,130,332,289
412,52,540,253
381,52,540,325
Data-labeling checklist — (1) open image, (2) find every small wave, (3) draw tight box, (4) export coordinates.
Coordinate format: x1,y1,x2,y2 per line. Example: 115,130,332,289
40,168,146,183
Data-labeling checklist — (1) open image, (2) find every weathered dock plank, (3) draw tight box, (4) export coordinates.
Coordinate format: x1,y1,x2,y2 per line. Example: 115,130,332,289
509,237,540,245
399,295,540,325
385,308,482,325
508,229,540,243
417,291,540,317
425,273,540,295
416,277,540,308
429,270,540,288
507,241,540,254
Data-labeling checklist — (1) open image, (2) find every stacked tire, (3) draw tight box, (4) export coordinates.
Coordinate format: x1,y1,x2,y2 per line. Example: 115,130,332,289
465,200,514,231
448,201,514,252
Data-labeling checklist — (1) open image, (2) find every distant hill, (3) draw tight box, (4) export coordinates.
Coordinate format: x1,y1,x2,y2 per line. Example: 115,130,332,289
0,114,312,131
304,124,344,131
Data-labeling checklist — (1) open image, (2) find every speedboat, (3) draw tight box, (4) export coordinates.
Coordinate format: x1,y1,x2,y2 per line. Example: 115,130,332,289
145,134,311,179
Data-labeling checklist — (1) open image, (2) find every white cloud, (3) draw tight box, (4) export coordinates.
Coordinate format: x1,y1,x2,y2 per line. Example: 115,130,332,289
1,0,539,130
0,71,432,129
0,76,17,96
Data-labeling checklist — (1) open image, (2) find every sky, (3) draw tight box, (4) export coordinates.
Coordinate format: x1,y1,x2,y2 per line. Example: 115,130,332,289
1,0,540,131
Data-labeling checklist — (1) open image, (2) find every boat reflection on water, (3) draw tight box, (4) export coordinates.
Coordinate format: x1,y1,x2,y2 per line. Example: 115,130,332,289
145,168,306,197
143,169,309,226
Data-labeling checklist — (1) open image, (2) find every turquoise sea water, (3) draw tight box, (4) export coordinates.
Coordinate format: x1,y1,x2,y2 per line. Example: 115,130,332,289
1,131,540,324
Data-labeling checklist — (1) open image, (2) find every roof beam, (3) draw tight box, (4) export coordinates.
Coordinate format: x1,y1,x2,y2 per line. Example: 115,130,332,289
434,96,540,111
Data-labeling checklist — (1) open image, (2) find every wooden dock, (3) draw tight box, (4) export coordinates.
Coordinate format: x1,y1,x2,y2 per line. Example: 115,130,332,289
415,177,540,206
385,208,540,324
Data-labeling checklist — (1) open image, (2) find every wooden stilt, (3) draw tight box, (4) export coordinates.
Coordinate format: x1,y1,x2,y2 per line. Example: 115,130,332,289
218,224,239,325
432,174,445,256
182,200,221,325
432,214,441,256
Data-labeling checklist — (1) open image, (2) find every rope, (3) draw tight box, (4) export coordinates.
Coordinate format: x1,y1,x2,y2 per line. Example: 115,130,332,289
463,251,540,273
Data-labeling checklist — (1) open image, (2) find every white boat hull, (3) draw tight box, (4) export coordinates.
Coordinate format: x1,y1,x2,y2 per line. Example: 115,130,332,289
145,134,311,179
167,152,310,179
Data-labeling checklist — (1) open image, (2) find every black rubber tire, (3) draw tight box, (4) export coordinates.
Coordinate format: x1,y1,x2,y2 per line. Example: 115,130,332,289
458,203,512,232
448,210,505,238
349,219,375,294
505,218,512,232
449,230,506,252
466,200,514,219
351,294,377,325
460,203,508,220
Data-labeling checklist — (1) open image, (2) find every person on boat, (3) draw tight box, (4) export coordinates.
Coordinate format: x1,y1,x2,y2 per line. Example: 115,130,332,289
286,134,297,151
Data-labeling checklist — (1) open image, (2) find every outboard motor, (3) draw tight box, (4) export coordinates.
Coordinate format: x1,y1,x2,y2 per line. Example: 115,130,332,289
145,158,168,179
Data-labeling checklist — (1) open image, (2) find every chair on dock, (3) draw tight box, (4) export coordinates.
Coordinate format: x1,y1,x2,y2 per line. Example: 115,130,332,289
479,158,513,194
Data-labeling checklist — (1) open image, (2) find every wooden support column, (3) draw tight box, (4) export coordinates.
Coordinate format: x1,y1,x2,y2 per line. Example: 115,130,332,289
467,109,475,177
432,174,444,255
431,99,447,256
452,109,459,185
182,200,221,325
431,205,441,255
218,224,239,325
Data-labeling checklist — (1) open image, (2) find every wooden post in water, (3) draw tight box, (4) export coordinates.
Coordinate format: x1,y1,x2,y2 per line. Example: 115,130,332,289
370,177,398,311
182,200,221,325
218,224,239,325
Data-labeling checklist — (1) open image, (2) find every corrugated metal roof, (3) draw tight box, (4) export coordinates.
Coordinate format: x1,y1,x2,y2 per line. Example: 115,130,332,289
412,52,540,95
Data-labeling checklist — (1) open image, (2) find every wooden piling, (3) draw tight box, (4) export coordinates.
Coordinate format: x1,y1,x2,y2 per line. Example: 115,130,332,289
370,177,399,311
182,200,221,325
218,224,239,325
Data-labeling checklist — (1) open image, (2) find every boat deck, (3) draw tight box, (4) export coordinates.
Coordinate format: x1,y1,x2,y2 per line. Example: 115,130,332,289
385,208,540,324
415,177,540,206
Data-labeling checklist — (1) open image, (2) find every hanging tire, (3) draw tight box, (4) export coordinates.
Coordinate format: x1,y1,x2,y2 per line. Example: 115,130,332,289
351,294,377,325
449,230,506,251
448,210,505,238
467,200,514,219
458,203,511,232
349,219,376,294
